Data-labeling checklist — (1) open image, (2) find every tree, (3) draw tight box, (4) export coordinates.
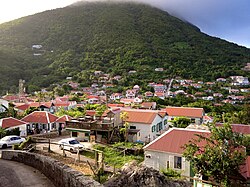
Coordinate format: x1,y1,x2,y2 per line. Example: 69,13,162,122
120,112,129,142
170,117,191,128
183,123,247,186
0,127,6,138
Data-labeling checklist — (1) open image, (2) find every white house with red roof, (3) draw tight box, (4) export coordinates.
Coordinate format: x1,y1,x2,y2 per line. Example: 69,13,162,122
144,128,210,177
126,89,136,99
21,111,58,134
55,115,72,130
28,102,55,113
121,109,168,142
87,95,100,104
163,106,205,125
0,117,28,136
110,93,123,101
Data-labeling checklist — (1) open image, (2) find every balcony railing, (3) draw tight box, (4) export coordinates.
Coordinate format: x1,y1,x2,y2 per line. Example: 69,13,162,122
66,120,114,131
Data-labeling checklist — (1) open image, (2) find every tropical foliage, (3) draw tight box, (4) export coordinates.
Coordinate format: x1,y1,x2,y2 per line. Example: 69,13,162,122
183,123,248,186
0,2,249,94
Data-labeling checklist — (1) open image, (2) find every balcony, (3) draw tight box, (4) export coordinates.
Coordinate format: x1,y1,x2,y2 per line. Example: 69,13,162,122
66,120,114,131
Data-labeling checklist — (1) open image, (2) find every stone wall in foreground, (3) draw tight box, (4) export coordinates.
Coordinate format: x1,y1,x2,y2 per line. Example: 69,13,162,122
1,150,102,187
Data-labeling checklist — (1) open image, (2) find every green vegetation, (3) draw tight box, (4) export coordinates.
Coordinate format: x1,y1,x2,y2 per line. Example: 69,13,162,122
170,117,191,128
161,168,182,179
0,2,249,94
183,123,249,186
0,127,6,138
93,144,144,168
112,142,144,149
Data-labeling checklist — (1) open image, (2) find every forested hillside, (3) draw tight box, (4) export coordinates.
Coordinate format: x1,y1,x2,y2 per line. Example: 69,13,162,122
0,2,249,94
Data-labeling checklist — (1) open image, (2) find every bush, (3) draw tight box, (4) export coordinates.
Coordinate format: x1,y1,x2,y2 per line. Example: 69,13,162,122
161,168,182,179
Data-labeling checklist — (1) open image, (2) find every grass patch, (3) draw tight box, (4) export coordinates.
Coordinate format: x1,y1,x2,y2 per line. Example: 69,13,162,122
94,144,144,168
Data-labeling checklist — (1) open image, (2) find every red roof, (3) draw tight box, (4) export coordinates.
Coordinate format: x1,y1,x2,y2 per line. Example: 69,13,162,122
29,102,53,108
240,156,250,180
164,107,204,118
122,109,159,124
216,123,250,134
108,103,124,108
55,115,72,123
15,104,30,111
144,128,210,154
2,95,19,100
0,117,27,129
86,110,96,116
21,111,58,124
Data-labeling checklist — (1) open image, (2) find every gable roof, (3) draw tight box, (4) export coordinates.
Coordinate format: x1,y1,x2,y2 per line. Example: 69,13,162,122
144,128,210,154
21,111,58,124
122,109,160,124
0,117,27,129
164,107,204,118
55,115,72,123
216,123,250,134
28,102,53,108
15,103,30,111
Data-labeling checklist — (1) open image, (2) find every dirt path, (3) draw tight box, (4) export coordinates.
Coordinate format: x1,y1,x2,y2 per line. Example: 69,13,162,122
0,159,55,187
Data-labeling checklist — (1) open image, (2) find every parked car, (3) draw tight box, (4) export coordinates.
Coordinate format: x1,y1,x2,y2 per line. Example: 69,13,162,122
0,135,26,149
58,138,85,153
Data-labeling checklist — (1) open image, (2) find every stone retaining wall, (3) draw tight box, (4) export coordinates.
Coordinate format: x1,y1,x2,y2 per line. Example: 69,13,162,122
1,150,102,187
31,130,70,139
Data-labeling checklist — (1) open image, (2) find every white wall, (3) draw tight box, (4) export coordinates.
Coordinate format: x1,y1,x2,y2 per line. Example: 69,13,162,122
129,114,163,142
144,150,191,177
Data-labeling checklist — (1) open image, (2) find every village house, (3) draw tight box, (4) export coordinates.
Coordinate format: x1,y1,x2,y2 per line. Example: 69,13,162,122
21,111,58,134
65,108,122,143
140,102,157,110
55,115,72,130
144,91,154,98
87,95,100,104
126,89,136,99
68,81,79,89
153,84,166,92
163,106,205,125
29,102,55,113
121,109,168,142
230,76,249,86
155,68,164,72
0,117,28,136
154,92,165,100
110,93,123,100
216,78,227,82
144,128,210,177
94,71,103,76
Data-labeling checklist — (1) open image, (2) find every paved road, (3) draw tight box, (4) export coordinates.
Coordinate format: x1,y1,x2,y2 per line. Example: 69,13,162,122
0,159,55,187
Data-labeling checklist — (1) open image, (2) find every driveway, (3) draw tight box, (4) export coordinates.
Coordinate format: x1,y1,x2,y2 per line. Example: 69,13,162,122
0,159,54,187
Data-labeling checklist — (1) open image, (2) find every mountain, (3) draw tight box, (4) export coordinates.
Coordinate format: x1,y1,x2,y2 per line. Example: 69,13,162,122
0,2,249,94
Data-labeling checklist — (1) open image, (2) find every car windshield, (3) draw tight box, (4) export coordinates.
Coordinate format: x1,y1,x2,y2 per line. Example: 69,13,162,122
69,140,80,144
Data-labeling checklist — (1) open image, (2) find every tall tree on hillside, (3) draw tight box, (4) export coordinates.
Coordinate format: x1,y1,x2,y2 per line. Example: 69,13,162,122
183,123,248,186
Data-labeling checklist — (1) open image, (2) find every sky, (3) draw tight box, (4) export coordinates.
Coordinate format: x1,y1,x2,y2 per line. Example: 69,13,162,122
0,0,249,48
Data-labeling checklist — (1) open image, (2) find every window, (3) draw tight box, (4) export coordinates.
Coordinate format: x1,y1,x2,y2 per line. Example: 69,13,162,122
159,122,162,131
174,156,182,169
72,131,78,137
151,125,155,132
164,119,168,125
130,126,136,129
